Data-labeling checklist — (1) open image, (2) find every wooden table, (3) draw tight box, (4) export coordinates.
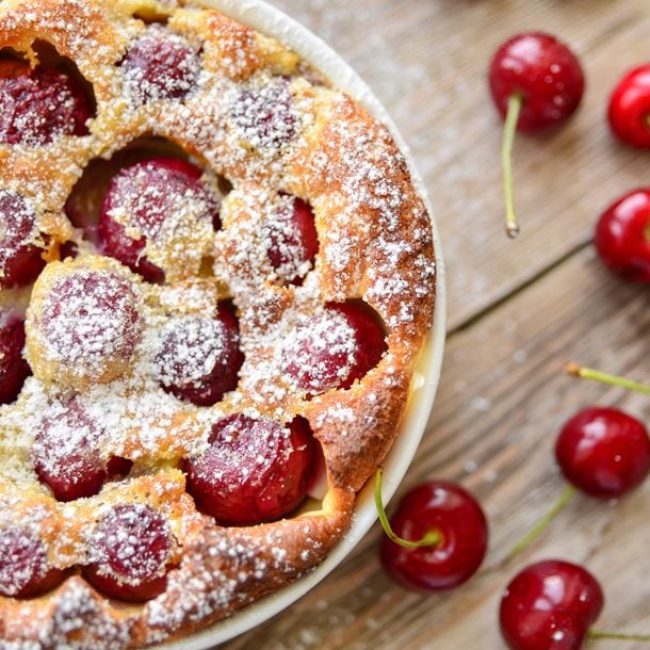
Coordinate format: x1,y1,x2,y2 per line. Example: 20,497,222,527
222,1,650,648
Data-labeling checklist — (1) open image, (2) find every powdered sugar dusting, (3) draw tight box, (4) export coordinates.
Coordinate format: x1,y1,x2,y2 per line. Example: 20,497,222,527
230,78,297,150
123,25,202,104
0,527,49,597
0,190,39,276
0,0,435,645
156,315,226,388
40,268,141,376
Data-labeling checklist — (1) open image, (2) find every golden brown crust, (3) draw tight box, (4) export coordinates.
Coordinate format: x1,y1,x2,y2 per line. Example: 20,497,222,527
0,0,436,647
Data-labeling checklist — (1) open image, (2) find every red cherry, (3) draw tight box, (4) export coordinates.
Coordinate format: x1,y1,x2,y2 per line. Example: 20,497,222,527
265,196,318,284
282,302,387,395
33,399,132,502
155,302,244,406
555,407,650,499
184,415,314,525
98,157,219,283
59,240,79,260
379,480,488,591
41,269,141,376
595,188,650,283
122,26,201,103
231,79,296,149
83,504,174,602
500,560,604,650
0,527,64,598
608,65,650,148
488,32,585,237
489,32,585,133
0,309,30,404
0,189,46,288
0,60,92,145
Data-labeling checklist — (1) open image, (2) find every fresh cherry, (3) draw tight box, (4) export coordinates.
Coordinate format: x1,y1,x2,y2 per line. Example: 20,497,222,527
501,560,650,648
98,156,219,283
0,189,46,288
184,415,314,525
0,527,64,598
0,309,30,404
488,32,585,237
376,471,488,591
594,189,650,283
155,302,244,406
608,64,650,148
265,195,318,284
0,60,92,145
555,407,650,499
500,560,604,650
511,367,650,558
83,503,175,602
282,302,387,396
32,399,132,502
122,26,201,103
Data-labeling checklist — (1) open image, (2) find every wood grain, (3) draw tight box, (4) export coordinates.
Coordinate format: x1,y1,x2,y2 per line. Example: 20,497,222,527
216,1,650,648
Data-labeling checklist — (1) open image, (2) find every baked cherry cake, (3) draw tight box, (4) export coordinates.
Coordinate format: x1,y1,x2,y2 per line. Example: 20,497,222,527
0,0,436,647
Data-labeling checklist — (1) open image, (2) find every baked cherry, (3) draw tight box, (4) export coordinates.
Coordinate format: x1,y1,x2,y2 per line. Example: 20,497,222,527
40,268,141,382
83,503,175,602
98,157,220,283
376,471,488,591
155,302,244,406
555,407,650,499
282,302,387,395
0,189,46,288
0,60,92,145
0,309,30,404
0,527,64,598
608,65,650,148
488,32,585,237
33,399,132,502
232,79,296,149
265,195,318,284
122,26,201,103
184,415,314,525
594,189,650,283
59,240,79,260
500,560,604,650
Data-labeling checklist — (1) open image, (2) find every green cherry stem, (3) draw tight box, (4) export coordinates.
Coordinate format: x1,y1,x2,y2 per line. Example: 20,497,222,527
508,485,576,561
502,93,523,239
589,630,650,642
374,469,441,549
566,362,650,397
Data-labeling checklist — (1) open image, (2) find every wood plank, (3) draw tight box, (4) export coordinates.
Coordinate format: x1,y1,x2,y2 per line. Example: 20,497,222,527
267,0,650,330
222,248,650,649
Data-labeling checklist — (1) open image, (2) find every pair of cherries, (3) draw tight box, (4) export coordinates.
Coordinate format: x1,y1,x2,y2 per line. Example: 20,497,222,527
488,32,650,284
0,502,176,603
378,364,650,649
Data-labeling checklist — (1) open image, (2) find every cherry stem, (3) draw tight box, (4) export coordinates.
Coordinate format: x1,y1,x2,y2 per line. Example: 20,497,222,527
502,93,523,239
508,485,576,560
566,362,650,396
374,469,442,549
589,630,650,642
